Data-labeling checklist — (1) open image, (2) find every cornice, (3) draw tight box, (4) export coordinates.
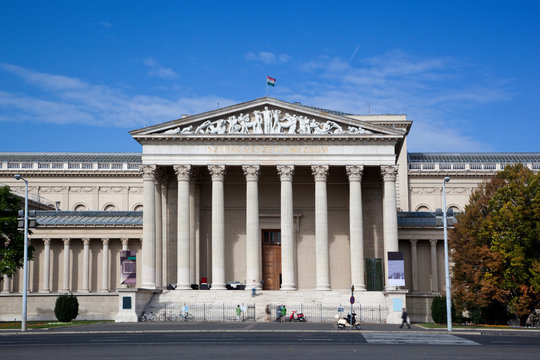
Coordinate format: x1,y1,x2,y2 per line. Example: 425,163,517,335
0,170,142,178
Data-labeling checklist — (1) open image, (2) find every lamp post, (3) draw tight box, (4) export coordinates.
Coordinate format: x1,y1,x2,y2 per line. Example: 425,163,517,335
442,176,452,332
14,174,28,332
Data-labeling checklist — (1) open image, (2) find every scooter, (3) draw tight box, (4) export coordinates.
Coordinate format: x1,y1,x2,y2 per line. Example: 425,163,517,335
337,313,361,330
288,310,306,322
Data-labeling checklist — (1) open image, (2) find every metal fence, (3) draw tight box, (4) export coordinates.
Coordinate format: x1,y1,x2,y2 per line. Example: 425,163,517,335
272,304,386,324
142,302,256,322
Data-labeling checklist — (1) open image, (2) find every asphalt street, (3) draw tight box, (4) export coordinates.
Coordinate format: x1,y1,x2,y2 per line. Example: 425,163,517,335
1,322,539,360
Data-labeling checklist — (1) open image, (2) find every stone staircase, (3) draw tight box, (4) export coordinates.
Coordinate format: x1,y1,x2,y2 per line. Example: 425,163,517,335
144,289,388,322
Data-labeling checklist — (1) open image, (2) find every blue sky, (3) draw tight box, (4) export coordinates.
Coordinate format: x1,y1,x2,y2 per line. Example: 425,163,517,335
0,1,538,153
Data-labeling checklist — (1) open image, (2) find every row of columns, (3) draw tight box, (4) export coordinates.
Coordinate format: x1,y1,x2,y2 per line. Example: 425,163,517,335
1,238,132,294
409,239,440,293
140,164,399,291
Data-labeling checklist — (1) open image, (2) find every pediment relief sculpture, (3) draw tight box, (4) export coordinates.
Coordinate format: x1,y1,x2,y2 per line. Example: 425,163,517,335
162,106,373,136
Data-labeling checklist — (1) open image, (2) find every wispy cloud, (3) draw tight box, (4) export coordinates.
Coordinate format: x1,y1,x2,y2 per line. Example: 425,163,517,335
0,63,234,127
292,50,513,151
245,51,290,65
143,57,178,79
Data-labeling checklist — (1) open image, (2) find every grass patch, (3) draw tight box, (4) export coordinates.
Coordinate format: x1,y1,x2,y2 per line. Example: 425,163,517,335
419,323,513,329
0,320,113,330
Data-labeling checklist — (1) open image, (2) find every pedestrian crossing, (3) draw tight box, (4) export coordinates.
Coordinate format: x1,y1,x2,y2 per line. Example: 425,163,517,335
362,332,480,345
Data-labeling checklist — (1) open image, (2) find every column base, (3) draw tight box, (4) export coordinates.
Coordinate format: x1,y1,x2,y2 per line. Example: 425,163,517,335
99,289,110,293
315,285,331,291
1,291,10,294
141,285,157,290
176,283,192,290
211,283,226,290
280,284,297,291
39,289,51,294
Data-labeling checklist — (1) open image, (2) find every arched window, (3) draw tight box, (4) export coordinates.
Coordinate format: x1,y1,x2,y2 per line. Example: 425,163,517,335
74,203,88,211
104,204,117,211
133,204,143,211
416,205,430,212
448,206,460,213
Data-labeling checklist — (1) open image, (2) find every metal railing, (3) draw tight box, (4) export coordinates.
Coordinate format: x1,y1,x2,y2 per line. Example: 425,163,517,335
272,304,386,324
143,302,256,322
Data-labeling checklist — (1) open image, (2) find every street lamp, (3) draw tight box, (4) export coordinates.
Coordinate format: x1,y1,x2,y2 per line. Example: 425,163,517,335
442,176,452,332
14,174,28,332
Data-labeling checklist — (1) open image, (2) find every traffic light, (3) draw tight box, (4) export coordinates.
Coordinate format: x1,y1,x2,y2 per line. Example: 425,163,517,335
17,210,38,230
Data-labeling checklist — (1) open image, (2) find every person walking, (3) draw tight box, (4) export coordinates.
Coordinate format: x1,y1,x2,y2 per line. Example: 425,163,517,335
265,304,271,322
280,304,287,322
236,305,242,322
400,307,411,329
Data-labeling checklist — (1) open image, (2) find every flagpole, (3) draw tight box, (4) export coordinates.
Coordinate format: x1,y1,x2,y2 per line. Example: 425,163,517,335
265,77,268,97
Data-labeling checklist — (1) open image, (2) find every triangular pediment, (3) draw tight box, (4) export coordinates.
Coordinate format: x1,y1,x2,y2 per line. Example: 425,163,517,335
130,97,403,137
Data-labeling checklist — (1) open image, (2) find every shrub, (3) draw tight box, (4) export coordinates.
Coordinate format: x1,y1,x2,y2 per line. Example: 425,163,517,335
54,294,79,322
431,295,446,323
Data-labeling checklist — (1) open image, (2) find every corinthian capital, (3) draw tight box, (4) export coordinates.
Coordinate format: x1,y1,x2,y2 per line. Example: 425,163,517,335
242,165,260,181
311,165,329,181
140,165,157,181
208,165,226,181
173,165,192,181
381,165,398,182
346,165,364,181
277,165,294,181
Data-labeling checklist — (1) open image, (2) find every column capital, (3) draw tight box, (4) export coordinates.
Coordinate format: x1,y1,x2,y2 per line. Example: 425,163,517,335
62,238,70,245
208,165,226,181
346,165,364,181
82,238,90,245
43,238,51,246
311,165,329,181
381,165,398,182
277,165,294,181
242,165,260,181
173,164,192,181
140,164,157,181
430,239,438,246
410,239,418,246
121,238,129,247
101,238,110,245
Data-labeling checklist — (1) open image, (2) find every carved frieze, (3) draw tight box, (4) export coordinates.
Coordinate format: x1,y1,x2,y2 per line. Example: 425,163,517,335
161,107,373,136
346,165,364,181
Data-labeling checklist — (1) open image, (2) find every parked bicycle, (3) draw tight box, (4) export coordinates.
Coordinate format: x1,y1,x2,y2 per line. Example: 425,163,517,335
139,311,158,322
159,311,177,322
178,312,195,322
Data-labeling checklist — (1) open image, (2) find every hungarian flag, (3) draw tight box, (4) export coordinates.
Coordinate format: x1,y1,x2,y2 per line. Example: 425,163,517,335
266,76,276,86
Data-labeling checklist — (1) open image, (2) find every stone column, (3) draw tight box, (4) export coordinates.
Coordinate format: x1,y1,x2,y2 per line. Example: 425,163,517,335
346,165,366,290
1,274,9,294
154,171,163,288
312,165,330,291
208,165,226,290
121,238,129,251
161,180,169,287
141,165,157,289
40,238,51,293
189,169,202,286
410,239,418,293
81,238,90,293
243,165,261,290
174,165,191,290
381,165,399,290
100,238,109,292
278,165,296,290
430,239,439,293
62,238,70,292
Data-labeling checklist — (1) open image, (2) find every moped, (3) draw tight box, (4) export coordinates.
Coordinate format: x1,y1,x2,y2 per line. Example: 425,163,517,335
337,312,361,330
288,310,306,322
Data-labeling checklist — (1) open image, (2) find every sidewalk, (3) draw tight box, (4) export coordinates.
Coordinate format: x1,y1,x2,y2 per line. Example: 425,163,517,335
2,321,540,336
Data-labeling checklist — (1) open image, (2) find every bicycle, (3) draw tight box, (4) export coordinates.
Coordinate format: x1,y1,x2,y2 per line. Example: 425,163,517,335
178,312,195,322
139,311,158,322
159,311,177,322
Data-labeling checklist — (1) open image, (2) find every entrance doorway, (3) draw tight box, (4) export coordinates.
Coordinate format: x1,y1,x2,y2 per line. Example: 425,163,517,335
262,230,281,290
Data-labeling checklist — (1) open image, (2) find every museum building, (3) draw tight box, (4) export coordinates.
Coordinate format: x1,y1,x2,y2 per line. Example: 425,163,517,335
1,97,538,323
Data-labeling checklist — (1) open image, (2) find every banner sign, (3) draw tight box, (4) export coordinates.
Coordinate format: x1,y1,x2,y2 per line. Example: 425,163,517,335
120,250,136,285
387,251,405,286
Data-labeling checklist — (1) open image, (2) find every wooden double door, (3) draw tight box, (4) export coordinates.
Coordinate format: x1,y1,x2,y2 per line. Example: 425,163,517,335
262,230,281,290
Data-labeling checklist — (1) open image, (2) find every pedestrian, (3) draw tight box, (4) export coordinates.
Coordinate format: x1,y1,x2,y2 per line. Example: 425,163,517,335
265,304,271,322
281,304,287,322
236,305,241,321
400,307,411,329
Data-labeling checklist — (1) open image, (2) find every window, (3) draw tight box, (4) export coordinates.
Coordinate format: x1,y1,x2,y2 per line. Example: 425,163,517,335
74,204,87,211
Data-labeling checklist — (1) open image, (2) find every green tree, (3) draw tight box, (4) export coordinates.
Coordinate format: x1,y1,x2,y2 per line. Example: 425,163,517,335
451,164,540,325
0,186,34,280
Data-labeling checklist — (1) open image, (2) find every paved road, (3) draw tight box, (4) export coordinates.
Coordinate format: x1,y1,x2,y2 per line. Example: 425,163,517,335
1,323,539,359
